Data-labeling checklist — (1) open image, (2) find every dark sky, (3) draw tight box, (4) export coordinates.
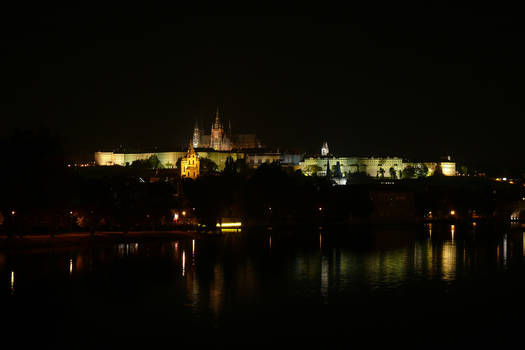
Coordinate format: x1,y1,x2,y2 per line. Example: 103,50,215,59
2,3,524,170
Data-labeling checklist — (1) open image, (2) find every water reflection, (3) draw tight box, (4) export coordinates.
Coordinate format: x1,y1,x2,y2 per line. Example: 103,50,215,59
1,224,524,322
182,250,186,277
10,270,14,295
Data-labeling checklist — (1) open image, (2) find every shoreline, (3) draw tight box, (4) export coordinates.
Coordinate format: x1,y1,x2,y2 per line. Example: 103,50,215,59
0,230,198,250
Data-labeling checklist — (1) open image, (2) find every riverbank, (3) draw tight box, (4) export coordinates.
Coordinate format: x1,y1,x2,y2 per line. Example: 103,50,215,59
0,230,197,250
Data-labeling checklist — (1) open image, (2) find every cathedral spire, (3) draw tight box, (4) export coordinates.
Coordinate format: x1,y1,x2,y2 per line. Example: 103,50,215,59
192,119,200,148
213,105,222,129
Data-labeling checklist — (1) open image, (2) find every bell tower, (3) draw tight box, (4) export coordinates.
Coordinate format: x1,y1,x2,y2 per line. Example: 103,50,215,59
192,120,200,148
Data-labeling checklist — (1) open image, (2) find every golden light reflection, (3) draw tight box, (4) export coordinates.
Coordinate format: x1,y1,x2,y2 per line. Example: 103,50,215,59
441,242,456,281
451,224,455,240
428,223,432,238
182,250,186,277
319,233,322,249
10,271,15,295
220,228,242,232
69,258,73,276
192,239,196,266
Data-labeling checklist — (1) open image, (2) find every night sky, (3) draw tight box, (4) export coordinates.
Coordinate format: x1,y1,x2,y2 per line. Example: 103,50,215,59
2,3,524,171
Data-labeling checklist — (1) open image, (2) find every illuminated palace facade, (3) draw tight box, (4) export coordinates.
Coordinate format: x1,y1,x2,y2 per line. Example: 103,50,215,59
298,142,456,180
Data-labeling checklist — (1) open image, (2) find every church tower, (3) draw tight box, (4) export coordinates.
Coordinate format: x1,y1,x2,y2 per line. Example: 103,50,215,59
181,144,200,179
192,120,200,148
321,142,329,156
210,106,224,150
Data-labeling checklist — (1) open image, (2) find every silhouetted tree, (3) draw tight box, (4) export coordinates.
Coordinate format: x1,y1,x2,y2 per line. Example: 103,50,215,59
389,167,396,179
199,157,219,175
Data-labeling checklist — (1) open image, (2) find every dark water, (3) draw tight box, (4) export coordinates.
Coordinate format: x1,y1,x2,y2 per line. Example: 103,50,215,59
1,223,525,348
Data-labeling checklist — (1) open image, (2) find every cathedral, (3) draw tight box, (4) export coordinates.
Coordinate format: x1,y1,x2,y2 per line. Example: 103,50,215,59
192,107,262,151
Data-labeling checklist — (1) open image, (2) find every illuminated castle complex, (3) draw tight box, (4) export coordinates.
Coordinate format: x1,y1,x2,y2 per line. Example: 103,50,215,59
192,107,262,151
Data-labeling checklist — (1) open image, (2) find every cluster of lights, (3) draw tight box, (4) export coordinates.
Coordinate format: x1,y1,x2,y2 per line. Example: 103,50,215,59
67,162,94,168
173,210,187,222
494,177,517,184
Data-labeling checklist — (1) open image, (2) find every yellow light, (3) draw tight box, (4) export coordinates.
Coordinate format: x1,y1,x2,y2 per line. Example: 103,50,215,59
473,222,477,227
450,210,456,216
10,271,14,294
216,222,242,228
11,210,15,215
182,250,186,277
174,213,179,221
318,207,323,211
69,259,73,276
221,228,242,232
182,211,186,216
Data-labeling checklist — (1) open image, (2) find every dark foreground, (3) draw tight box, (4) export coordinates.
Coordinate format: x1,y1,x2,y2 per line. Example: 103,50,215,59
1,223,525,349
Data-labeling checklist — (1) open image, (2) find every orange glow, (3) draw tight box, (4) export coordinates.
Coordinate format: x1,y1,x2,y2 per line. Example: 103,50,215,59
450,210,456,216
11,210,15,215
182,211,186,216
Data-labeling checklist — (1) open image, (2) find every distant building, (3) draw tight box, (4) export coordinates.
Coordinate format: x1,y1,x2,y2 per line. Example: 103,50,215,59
245,152,281,168
192,107,262,151
321,142,329,156
180,145,199,179
299,146,456,181
94,150,245,172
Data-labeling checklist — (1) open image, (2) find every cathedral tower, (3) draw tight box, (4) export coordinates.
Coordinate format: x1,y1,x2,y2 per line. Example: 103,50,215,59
192,120,200,148
321,142,329,156
210,106,224,150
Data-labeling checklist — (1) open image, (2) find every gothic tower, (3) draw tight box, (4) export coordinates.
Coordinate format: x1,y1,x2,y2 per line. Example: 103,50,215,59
192,120,200,148
210,106,224,150
321,142,329,156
